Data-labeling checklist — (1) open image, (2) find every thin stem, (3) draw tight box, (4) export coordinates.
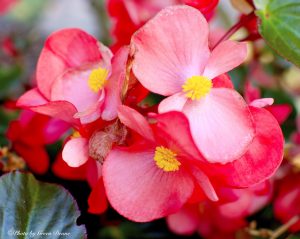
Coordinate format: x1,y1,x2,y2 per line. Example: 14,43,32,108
211,11,256,50
271,215,300,239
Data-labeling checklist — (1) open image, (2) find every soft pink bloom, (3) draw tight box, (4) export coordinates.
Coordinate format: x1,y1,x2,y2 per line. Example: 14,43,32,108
17,28,128,125
102,103,283,222
103,105,218,222
131,6,254,164
167,181,273,238
107,0,218,51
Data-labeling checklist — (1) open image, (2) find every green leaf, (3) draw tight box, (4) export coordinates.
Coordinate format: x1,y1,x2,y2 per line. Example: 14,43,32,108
0,171,86,239
254,0,300,66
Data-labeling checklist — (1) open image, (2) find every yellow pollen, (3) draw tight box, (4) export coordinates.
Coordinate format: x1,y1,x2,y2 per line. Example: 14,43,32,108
88,67,109,92
154,146,181,172
182,76,212,100
72,131,81,138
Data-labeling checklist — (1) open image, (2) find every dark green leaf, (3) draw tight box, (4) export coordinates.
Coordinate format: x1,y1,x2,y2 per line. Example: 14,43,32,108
254,0,300,66
0,171,86,239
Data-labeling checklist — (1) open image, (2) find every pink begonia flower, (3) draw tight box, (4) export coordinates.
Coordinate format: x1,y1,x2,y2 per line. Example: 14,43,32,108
102,103,283,222
103,105,218,222
17,28,128,125
131,6,255,164
167,181,272,238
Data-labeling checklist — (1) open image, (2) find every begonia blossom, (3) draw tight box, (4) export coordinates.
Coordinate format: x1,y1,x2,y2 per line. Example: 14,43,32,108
17,28,128,125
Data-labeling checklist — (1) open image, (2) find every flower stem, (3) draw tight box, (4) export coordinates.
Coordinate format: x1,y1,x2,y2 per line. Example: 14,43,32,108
211,11,256,49
270,215,300,239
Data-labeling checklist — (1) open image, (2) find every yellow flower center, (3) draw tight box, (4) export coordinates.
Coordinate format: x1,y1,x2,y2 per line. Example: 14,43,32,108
182,76,212,100
71,131,81,138
154,146,181,172
88,67,109,92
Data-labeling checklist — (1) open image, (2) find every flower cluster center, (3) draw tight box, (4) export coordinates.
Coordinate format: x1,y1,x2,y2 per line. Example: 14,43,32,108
88,67,108,92
154,146,181,172
182,76,212,100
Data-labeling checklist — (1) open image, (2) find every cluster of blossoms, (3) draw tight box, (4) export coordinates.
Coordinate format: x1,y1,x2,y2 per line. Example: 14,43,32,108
5,0,300,237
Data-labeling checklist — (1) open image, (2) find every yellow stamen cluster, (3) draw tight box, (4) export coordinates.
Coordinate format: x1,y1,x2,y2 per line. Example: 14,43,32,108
71,131,81,138
88,68,109,92
182,76,212,100
154,146,181,172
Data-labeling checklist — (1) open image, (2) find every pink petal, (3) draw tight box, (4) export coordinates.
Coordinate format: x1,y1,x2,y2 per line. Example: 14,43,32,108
206,107,284,187
43,118,70,144
102,46,129,120
266,104,292,124
183,88,255,164
249,98,274,108
17,88,80,125
17,88,48,106
167,205,199,235
62,137,89,167
203,40,247,79
158,93,188,113
190,167,218,201
103,145,194,222
37,28,110,98
50,69,102,116
212,74,234,89
118,105,154,142
73,93,105,124
131,5,210,96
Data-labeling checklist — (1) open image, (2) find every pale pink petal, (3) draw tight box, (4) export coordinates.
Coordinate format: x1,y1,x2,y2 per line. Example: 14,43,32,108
131,5,210,96
167,205,199,235
205,107,284,187
183,88,255,164
118,105,154,142
249,98,274,108
17,87,80,125
73,92,105,124
30,101,79,126
17,88,48,107
37,28,110,98
158,93,187,113
102,46,129,120
103,145,194,222
62,137,89,167
50,69,102,117
203,40,247,79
